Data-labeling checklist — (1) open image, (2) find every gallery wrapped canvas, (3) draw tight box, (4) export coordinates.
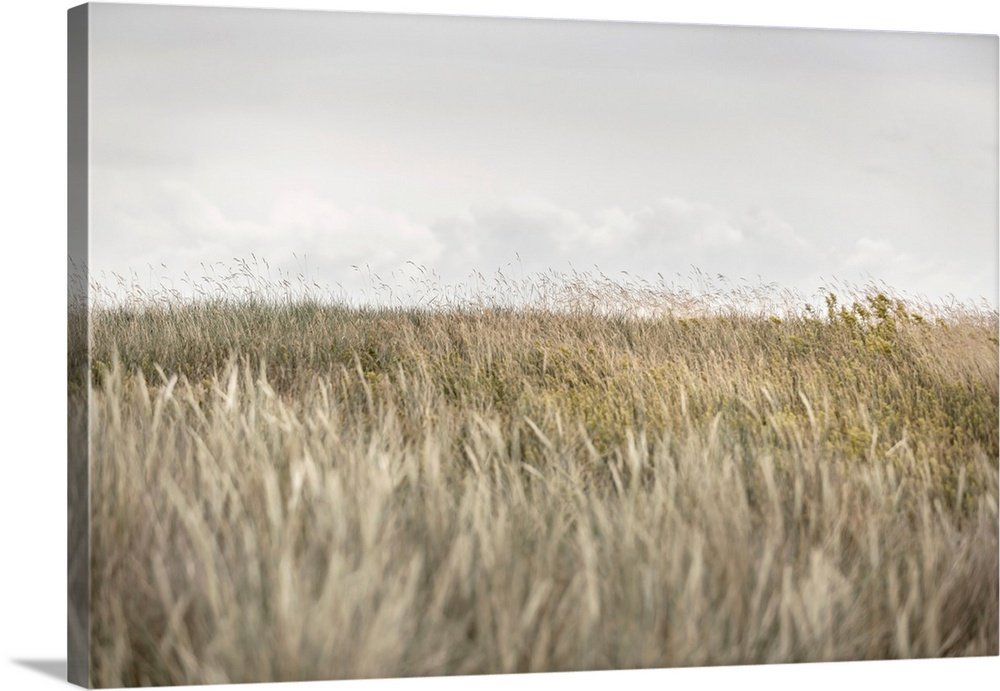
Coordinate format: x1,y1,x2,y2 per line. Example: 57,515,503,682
68,3,999,688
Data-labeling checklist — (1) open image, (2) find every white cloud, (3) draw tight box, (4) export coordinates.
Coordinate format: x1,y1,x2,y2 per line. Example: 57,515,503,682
269,190,443,267
430,194,818,290
90,180,993,308
843,237,897,269
639,197,745,249
431,195,586,274
90,181,444,302
836,236,992,304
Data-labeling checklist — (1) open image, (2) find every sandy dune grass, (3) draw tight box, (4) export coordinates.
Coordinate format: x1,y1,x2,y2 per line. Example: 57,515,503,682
82,281,998,686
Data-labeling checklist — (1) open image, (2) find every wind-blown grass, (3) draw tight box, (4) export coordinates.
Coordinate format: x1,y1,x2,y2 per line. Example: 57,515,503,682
81,266,999,687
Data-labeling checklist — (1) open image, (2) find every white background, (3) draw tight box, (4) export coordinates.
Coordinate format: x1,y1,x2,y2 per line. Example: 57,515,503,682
1,2,997,690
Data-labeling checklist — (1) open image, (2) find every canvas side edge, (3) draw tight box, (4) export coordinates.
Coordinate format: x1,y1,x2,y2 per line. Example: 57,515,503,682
68,3,90,688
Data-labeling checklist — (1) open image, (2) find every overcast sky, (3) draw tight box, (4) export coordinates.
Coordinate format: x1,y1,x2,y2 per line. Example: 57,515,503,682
87,2,998,308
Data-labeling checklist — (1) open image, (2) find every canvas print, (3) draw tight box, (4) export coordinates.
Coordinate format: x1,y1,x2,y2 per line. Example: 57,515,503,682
68,3,999,688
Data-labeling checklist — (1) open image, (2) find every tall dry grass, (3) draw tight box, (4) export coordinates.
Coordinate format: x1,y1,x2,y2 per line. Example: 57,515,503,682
81,268,999,686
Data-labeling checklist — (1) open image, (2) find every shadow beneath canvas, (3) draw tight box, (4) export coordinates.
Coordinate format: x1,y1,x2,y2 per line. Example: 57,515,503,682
11,658,67,682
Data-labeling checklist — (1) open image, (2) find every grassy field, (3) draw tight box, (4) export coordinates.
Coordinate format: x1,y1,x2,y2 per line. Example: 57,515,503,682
77,273,999,686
